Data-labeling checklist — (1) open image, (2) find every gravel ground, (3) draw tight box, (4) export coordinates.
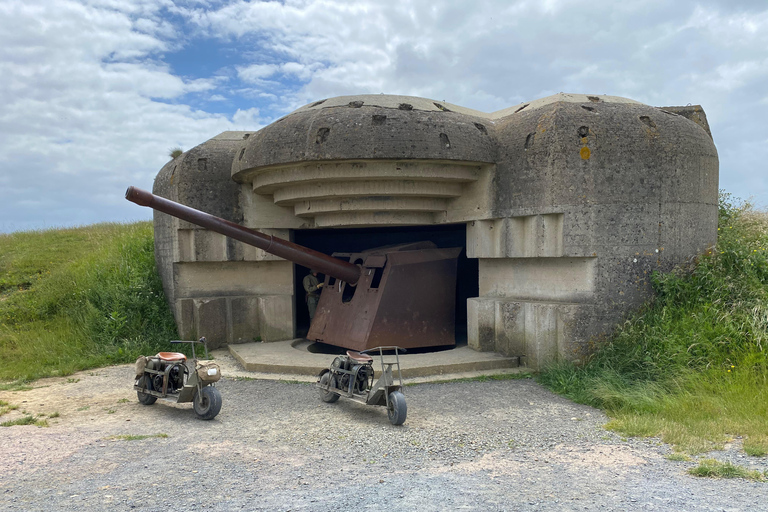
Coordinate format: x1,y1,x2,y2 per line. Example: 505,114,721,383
2,358,768,511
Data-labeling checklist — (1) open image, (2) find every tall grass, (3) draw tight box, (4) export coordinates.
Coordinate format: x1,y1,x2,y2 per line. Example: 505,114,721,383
0,222,177,381
539,193,768,453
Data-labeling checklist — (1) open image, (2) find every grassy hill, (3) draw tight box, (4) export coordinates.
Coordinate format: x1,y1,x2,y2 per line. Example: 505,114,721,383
0,222,176,382
540,194,768,455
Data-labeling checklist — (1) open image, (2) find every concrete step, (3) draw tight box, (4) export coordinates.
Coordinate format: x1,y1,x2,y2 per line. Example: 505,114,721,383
228,339,521,380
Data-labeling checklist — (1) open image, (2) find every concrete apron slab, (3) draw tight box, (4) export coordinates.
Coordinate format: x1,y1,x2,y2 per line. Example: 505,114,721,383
227,339,522,382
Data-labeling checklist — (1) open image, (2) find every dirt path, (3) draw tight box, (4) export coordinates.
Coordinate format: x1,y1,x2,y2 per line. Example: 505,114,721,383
2,359,767,511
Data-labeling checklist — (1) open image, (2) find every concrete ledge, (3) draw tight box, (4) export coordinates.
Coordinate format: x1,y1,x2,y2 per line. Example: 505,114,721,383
228,339,519,379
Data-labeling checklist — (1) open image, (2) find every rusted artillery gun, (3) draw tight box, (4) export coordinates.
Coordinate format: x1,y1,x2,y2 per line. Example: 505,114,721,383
125,186,460,351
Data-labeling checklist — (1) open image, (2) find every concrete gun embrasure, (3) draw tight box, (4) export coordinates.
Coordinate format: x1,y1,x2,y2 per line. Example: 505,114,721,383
126,186,461,352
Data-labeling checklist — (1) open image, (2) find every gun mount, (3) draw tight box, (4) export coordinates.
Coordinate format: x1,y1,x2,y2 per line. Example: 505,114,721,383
126,186,460,351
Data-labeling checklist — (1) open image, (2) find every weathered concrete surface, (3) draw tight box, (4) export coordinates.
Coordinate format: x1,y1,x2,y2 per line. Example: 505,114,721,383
481,98,718,361
153,131,294,349
151,93,718,367
228,339,520,379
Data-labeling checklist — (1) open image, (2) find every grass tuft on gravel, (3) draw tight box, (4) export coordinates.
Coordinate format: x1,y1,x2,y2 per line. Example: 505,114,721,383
744,438,768,457
0,381,33,391
665,453,691,462
1,415,49,427
687,459,766,481
539,193,768,456
0,400,19,416
0,222,177,382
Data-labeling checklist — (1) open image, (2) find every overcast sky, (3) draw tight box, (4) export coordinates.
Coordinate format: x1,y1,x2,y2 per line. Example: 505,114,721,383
1,0,766,233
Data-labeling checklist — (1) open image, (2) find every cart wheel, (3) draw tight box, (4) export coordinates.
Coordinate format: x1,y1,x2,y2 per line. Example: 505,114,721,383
193,386,222,420
137,375,157,405
387,391,407,425
319,372,340,403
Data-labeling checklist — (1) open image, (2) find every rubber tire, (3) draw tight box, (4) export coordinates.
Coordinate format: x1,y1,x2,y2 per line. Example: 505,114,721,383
193,386,222,420
137,375,157,405
319,372,340,403
387,391,407,425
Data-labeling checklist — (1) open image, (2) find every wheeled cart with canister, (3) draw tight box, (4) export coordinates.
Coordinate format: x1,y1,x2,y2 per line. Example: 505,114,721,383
134,337,222,420
317,346,407,425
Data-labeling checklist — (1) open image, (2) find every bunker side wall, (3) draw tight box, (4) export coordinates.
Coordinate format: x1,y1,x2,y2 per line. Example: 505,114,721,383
467,101,718,366
152,133,295,349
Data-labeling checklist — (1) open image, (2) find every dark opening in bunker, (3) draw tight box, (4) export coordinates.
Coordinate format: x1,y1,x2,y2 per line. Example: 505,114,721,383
293,223,478,350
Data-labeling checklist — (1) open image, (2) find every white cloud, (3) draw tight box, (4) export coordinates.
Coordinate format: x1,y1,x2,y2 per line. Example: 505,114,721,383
704,60,768,91
238,63,279,82
185,0,768,205
231,107,264,129
0,0,253,231
1,0,767,231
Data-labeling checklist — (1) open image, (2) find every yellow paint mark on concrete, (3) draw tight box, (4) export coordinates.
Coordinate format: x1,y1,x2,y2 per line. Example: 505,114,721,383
580,147,591,160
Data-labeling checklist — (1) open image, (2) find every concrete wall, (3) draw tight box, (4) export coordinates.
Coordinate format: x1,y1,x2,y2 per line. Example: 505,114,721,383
468,98,718,365
152,132,294,349
152,94,718,367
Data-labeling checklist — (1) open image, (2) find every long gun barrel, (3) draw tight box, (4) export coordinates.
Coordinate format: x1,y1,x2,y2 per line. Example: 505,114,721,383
125,186,361,285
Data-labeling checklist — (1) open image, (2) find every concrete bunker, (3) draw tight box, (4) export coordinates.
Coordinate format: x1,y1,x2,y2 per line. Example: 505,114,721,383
151,93,718,369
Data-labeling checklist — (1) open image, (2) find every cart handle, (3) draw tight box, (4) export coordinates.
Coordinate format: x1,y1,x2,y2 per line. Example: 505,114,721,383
169,337,209,359
170,337,207,344
359,346,406,355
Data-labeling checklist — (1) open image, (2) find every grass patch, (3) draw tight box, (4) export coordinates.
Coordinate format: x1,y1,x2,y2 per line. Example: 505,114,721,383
0,381,32,391
665,453,691,462
1,415,49,427
0,222,178,381
0,400,19,416
104,433,169,441
688,458,765,481
539,193,768,454
744,436,768,457
227,376,257,382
